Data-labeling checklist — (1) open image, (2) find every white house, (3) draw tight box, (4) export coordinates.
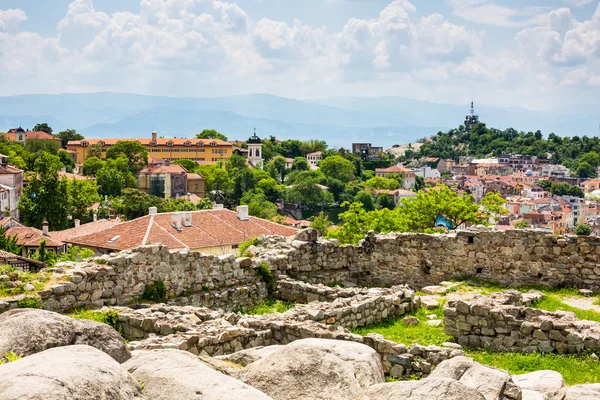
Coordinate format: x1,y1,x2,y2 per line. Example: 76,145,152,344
306,151,322,167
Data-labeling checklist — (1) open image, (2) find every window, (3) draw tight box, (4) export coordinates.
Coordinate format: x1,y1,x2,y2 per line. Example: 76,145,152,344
197,141,204,147
198,149,205,153
167,141,173,147
98,141,105,146
81,141,88,147
150,141,157,147
211,142,217,147
184,141,191,147
194,184,198,190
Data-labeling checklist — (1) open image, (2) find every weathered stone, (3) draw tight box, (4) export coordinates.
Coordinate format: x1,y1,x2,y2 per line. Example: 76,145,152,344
367,378,485,400
513,370,565,400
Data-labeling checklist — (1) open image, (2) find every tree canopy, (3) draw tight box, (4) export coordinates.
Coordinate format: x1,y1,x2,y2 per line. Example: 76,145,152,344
196,129,228,141
106,140,148,172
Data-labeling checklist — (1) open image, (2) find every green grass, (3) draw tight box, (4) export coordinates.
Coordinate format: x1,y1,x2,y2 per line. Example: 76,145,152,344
70,308,123,335
237,298,296,315
468,350,600,385
351,304,451,346
0,265,50,298
533,295,600,323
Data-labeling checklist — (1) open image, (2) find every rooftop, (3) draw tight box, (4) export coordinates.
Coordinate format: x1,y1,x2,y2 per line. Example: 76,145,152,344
67,209,298,252
68,138,231,147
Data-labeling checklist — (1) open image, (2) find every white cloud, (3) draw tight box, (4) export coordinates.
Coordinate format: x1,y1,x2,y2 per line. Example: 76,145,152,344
0,8,27,32
449,0,549,27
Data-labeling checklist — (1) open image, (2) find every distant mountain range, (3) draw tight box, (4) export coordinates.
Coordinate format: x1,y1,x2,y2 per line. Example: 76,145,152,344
0,93,597,148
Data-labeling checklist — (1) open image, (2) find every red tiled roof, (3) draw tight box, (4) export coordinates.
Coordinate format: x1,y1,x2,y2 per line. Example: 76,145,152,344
67,209,298,252
49,220,122,243
6,227,64,248
68,138,231,147
186,173,204,180
376,165,411,173
6,131,61,142
0,165,23,175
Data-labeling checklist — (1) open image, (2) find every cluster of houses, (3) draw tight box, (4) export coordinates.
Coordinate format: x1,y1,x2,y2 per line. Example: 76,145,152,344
375,154,600,235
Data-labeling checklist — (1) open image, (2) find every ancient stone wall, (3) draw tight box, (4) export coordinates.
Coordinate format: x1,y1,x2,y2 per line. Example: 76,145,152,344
443,291,600,354
31,245,268,313
256,229,600,290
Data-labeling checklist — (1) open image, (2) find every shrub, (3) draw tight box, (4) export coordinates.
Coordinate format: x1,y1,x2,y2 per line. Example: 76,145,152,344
0,351,22,365
575,224,592,236
255,262,275,296
239,237,259,258
71,308,123,335
141,280,167,303
17,296,42,309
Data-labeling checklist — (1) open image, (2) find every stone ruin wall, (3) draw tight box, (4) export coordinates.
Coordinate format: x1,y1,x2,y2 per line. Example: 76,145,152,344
1,229,600,315
116,283,462,378
443,291,600,355
258,229,600,291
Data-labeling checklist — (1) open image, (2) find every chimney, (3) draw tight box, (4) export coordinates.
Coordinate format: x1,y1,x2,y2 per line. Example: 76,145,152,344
171,212,182,230
74,219,80,228
42,221,49,236
93,213,98,222
213,204,224,210
149,206,158,215
152,131,157,142
61,167,66,173
237,205,249,221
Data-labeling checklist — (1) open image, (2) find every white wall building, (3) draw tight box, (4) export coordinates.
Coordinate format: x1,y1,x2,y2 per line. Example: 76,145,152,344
414,166,441,179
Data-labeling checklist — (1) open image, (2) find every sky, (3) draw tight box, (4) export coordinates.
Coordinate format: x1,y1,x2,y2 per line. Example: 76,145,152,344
0,0,599,111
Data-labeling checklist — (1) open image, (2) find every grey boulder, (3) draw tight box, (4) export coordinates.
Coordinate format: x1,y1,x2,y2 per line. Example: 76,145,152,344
215,345,284,367
367,377,485,400
236,338,384,400
0,308,130,363
429,356,521,400
0,345,144,400
124,349,272,400
565,385,600,400
513,370,565,400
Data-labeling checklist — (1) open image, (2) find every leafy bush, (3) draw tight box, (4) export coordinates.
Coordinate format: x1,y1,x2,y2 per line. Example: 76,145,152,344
239,237,259,258
0,351,22,365
255,262,275,296
17,296,42,309
141,280,167,303
71,308,123,335
575,224,592,236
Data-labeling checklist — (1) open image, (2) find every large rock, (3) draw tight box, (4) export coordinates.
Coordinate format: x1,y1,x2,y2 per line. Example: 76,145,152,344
293,228,318,242
521,389,547,400
565,385,600,400
124,350,272,400
216,345,284,367
513,370,565,400
429,356,521,400
236,339,382,400
287,338,384,387
0,308,130,363
0,345,144,400
367,377,485,400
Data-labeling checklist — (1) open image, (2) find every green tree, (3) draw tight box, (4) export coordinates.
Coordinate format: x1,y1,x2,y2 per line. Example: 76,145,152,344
161,198,197,212
240,189,278,220
0,226,22,254
58,150,75,173
365,177,400,190
354,190,376,211
266,156,287,183
57,246,94,262
291,157,309,171
112,188,162,220
377,193,396,210
67,178,101,223
105,140,148,172
31,239,57,266
577,161,595,179
25,140,60,156
96,156,136,197
197,164,232,202
515,221,530,229
173,159,197,172
32,123,53,134
196,129,228,141
536,180,552,191
310,212,332,235
414,175,425,191
19,152,69,230
196,197,213,210
82,157,105,176
575,223,592,236
320,155,355,183
56,129,83,149
481,192,508,222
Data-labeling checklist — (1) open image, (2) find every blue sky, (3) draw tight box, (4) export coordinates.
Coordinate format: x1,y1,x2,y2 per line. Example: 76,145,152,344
1,0,599,111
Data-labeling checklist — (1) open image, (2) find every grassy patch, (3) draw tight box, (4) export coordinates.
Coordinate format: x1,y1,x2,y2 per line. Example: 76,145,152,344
468,350,600,385
533,295,600,323
0,265,50,299
351,304,451,347
236,298,296,315
70,308,123,335
238,237,260,258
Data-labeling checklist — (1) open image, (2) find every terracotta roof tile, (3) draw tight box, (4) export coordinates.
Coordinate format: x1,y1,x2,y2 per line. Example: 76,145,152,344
68,138,231,147
6,227,64,247
49,220,122,243
68,209,298,252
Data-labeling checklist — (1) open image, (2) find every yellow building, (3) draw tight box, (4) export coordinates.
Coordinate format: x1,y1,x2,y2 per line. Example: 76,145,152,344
67,132,233,164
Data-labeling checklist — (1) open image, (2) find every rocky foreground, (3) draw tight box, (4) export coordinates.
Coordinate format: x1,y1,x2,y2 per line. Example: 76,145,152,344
0,309,599,399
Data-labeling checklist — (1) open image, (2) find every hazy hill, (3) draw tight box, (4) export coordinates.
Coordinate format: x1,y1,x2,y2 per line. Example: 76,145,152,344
0,93,596,148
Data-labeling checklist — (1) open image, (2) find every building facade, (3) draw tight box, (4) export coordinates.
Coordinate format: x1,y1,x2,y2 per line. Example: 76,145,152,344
352,143,384,161
67,132,233,164
306,151,322,167
375,164,416,190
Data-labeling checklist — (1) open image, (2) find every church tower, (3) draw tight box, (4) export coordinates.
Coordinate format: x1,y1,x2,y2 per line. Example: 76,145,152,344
247,128,263,168
464,101,480,131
